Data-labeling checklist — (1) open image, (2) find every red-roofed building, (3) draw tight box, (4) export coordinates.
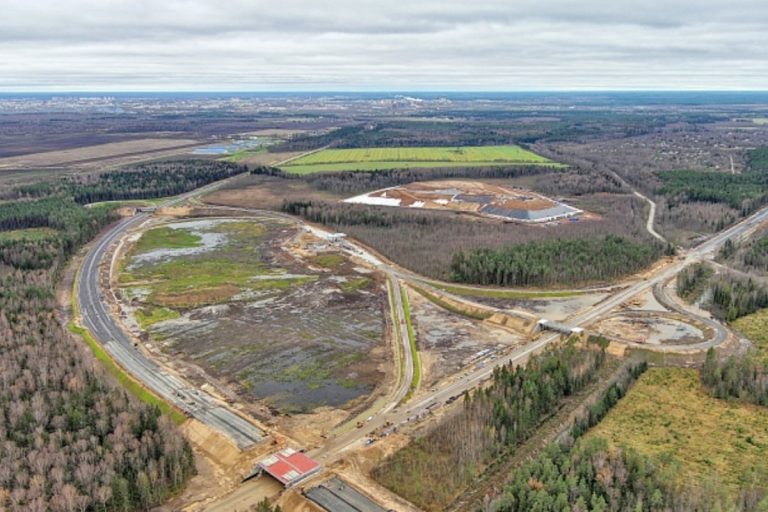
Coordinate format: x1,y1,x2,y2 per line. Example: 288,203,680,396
256,448,321,487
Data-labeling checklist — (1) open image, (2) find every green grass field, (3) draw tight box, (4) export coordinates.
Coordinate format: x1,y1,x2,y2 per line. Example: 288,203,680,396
134,226,202,252
587,368,768,494
135,306,181,330
401,287,421,399
279,145,559,174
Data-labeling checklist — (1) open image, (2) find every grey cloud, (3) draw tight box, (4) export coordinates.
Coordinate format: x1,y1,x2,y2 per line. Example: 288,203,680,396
0,0,766,90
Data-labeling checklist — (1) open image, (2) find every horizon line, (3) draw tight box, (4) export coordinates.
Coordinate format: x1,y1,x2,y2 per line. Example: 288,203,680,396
3,89,768,95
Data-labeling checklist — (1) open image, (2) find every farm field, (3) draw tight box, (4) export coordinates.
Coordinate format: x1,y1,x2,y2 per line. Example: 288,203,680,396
0,137,201,169
118,217,388,413
279,145,559,174
586,368,768,494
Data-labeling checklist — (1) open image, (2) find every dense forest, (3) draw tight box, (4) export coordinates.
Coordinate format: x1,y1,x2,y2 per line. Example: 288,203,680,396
676,262,713,301
12,160,247,204
718,232,768,275
450,235,663,287
702,348,768,407
283,194,653,283
487,436,764,512
657,147,768,215
490,355,768,511
269,114,673,153
372,342,607,510
268,125,363,152
483,358,660,511
485,359,681,511
709,274,768,322
0,195,196,508
253,162,554,195
490,438,674,512
677,263,768,322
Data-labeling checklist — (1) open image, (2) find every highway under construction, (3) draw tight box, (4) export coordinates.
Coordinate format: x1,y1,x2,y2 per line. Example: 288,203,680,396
71,171,768,511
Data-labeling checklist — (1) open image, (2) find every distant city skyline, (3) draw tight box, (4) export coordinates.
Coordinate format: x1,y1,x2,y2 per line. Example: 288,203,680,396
2,0,767,91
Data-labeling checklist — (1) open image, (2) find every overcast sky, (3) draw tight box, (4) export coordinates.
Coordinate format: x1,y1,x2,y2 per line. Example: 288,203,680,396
1,0,767,91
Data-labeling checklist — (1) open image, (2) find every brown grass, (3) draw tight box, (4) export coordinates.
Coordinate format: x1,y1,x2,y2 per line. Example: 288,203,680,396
153,284,240,308
203,174,343,209
587,368,768,493
0,138,201,169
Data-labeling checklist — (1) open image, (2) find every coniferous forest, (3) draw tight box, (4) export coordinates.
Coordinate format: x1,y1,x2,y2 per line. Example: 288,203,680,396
372,342,607,510
11,160,247,204
450,235,662,287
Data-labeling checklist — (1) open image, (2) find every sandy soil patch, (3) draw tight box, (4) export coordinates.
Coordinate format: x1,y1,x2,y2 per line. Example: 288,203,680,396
345,179,582,223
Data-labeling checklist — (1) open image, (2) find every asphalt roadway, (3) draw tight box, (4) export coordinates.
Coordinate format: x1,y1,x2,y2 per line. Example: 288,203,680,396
77,189,768,509
77,213,264,448
76,175,266,449
314,201,768,459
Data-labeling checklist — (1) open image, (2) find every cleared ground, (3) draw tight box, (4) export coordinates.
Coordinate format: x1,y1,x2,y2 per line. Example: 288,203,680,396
118,218,388,413
587,368,768,494
279,145,558,174
591,312,708,345
468,291,611,322
345,180,581,223
407,288,521,387
0,138,201,169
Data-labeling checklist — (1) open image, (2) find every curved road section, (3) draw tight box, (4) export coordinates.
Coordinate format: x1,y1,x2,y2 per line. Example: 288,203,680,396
77,213,263,449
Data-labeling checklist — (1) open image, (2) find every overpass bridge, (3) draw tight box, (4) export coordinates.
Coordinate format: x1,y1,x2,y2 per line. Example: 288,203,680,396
537,319,584,336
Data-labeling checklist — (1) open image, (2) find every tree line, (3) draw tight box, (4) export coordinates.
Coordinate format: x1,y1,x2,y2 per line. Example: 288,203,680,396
268,126,363,152
488,435,762,512
718,233,768,275
372,341,607,511
490,355,767,511
702,348,768,407
253,163,552,196
450,235,663,287
486,358,657,512
0,197,117,272
657,146,768,215
13,160,247,204
709,274,768,322
676,262,713,301
491,438,673,512
282,194,653,283
676,264,768,322
0,187,196,509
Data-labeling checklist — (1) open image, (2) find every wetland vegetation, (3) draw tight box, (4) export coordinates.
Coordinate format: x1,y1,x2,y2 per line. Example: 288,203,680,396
120,218,387,412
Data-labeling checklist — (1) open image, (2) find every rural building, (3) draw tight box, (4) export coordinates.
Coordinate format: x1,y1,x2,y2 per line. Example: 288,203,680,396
327,232,347,243
254,448,321,487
